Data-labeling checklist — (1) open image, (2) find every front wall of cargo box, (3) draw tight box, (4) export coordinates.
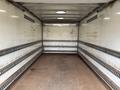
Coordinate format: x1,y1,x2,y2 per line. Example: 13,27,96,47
43,24,78,53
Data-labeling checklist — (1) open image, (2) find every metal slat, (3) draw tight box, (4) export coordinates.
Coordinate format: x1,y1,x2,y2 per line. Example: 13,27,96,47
43,40,77,53
44,45,76,48
0,40,41,57
78,47,120,78
0,47,42,75
44,40,77,42
78,50,120,90
79,40,120,58
0,50,42,90
44,50,77,52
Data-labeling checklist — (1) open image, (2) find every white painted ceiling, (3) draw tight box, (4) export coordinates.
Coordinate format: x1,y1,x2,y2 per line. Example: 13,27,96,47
13,0,112,3
12,0,113,23
21,3,100,23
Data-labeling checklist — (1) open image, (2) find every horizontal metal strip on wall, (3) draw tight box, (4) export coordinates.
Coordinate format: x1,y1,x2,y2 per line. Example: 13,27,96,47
78,47,120,79
0,47,42,75
78,51,120,90
44,45,77,48
44,50,77,52
0,40,42,57
79,40,120,58
44,40,77,42
0,50,42,90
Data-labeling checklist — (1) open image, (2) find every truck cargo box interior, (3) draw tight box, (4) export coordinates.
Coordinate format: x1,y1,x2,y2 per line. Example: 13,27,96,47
0,0,119,90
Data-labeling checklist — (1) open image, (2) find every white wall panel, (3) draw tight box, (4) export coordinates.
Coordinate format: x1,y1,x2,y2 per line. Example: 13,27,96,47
43,24,78,40
79,1,120,51
43,24,78,53
78,1,120,89
0,0,42,89
0,43,41,69
0,0,42,50
0,49,41,84
43,42,77,46
79,43,120,70
79,50,120,89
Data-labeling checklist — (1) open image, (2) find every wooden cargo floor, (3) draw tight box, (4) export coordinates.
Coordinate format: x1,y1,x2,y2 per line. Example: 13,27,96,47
9,54,110,90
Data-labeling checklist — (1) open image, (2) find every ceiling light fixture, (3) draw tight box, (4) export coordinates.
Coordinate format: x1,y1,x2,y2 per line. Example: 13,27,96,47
57,17,64,19
11,15,19,18
0,9,6,13
116,12,120,15
104,17,110,20
56,11,66,14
